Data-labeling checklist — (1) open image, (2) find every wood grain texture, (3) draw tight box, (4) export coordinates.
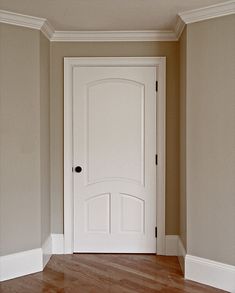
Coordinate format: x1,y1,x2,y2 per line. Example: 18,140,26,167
0,254,227,292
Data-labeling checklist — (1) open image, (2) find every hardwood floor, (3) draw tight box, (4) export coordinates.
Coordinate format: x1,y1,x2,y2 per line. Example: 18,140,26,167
0,254,227,292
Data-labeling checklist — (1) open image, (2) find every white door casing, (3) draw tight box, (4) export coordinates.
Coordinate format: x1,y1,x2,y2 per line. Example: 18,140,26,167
64,57,166,254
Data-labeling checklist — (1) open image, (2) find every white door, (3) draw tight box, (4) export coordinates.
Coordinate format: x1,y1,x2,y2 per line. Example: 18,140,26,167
73,66,157,253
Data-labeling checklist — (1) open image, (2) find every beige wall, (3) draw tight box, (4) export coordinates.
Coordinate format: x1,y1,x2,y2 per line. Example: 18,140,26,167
0,24,180,255
179,28,187,249
186,15,235,265
40,32,51,244
0,24,41,255
50,41,180,235
0,24,51,255
1,14,234,265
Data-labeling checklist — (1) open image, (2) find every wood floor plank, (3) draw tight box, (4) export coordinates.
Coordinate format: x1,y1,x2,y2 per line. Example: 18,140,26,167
0,254,227,293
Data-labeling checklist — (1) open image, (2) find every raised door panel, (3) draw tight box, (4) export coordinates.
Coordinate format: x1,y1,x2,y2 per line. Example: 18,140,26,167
85,193,110,233
86,79,144,186
120,193,145,233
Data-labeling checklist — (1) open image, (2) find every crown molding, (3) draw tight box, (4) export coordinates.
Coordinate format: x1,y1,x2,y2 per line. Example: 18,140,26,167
51,30,177,42
174,16,185,39
0,9,54,40
1,1,234,42
0,9,177,41
41,19,54,39
179,0,235,25
0,9,45,30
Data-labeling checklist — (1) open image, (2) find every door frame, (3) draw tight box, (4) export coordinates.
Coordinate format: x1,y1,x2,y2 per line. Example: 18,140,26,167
64,57,166,255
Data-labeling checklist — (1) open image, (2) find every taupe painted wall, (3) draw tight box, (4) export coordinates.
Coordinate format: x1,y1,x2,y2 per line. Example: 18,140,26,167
1,14,234,265
0,24,179,255
40,32,51,245
0,24,41,255
50,41,180,235
186,15,235,265
179,28,187,249
0,24,51,255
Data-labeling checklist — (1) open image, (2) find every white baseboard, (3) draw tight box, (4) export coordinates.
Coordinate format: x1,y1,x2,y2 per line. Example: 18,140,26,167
177,237,186,272
2,234,234,292
165,235,186,273
0,248,43,282
165,235,179,256
0,234,55,282
51,234,64,254
185,254,235,292
165,237,235,292
42,235,52,268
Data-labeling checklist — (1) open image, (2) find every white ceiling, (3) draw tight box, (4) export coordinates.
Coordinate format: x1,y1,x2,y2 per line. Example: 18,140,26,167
0,0,228,31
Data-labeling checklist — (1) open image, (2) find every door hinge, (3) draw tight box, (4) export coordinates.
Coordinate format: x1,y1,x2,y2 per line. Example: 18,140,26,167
156,81,158,92
155,227,157,238
155,154,158,165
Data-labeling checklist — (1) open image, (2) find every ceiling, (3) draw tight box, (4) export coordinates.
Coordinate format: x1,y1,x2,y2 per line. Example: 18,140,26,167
0,0,229,31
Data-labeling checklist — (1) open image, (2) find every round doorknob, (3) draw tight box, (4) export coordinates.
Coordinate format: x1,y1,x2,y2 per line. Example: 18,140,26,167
75,166,82,173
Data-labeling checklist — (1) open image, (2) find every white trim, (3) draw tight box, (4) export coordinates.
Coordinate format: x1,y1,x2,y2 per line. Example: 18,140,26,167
185,254,235,292
41,20,55,40
51,30,177,42
165,235,179,256
0,9,54,40
0,234,65,281
1,2,235,42
0,248,43,282
179,1,235,25
64,56,166,67
178,237,186,273
0,9,45,30
156,57,166,255
42,235,52,268
51,234,64,254
178,237,186,258
64,58,74,253
0,10,176,41
64,57,166,255
164,235,187,272
174,16,185,39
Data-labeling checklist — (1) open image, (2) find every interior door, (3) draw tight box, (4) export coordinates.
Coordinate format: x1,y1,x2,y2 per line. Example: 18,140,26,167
73,66,157,252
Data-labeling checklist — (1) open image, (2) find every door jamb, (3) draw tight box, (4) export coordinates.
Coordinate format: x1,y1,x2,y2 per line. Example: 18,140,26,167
64,57,166,255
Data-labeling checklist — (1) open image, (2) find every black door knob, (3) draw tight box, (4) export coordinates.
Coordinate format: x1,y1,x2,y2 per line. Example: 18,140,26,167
75,166,82,173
